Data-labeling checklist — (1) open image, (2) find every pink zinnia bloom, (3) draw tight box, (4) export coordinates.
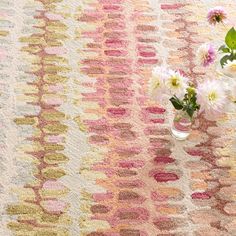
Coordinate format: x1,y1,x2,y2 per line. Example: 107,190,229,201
196,44,216,67
207,6,227,25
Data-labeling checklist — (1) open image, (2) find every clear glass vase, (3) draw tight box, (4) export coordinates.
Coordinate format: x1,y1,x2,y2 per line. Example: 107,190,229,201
171,110,193,140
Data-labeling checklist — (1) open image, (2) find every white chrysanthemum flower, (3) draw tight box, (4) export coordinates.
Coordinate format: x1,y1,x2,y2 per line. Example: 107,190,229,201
197,80,227,116
165,70,188,98
223,60,236,78
196,43,215,67
148,66,168,101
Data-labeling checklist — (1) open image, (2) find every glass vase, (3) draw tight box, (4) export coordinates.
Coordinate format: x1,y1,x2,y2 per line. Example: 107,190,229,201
171,110,193,140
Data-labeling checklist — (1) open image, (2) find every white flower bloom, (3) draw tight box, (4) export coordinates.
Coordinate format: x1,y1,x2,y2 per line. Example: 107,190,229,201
165,70,188,98
223,60,236,78
197,80,227,116
148,66,168,101
196,43,215,67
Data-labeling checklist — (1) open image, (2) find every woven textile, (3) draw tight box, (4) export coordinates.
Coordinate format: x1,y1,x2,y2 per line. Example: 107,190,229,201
0,0,236,235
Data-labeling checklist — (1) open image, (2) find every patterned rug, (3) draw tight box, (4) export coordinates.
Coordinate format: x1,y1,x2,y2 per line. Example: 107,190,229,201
0,0,236,235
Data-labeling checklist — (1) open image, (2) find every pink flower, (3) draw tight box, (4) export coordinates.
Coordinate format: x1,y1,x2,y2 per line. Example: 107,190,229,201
196,44,216,67
207,6,227,25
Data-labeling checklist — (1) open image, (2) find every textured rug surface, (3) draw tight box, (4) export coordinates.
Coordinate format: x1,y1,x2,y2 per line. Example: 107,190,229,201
0,0,236,235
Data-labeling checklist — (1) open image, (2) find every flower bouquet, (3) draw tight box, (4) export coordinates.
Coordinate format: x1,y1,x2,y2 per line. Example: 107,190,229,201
148,67,229,140
197,6,236,87
204,6,236,67
148,6,236,141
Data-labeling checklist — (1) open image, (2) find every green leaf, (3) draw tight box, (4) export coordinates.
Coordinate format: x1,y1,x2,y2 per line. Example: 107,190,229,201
186,108,194,118
218,44,230,53
190,95,197,104
170,97,183,110
225,27,236,49
232,53,236,61
220,55,231,67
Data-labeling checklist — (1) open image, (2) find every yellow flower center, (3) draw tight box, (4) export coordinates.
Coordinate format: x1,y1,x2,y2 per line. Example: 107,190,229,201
203,53,209,60
208,91,217,101
154,78,161,89
170,76,180,87
229,64,236,72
